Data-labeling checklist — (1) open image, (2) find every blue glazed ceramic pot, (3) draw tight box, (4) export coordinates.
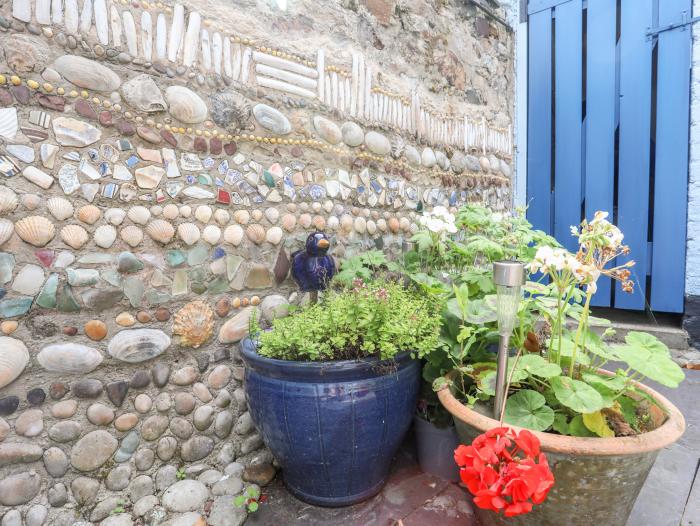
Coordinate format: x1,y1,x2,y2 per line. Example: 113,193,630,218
240,338,421,507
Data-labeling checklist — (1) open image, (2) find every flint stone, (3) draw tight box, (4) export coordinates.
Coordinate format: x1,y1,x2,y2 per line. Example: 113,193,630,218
0,471,41,505
181,436,214,462
106,465,132,491
161,480,209,512
70,430,118,471
0,443,43,466
71,476,99,505
43,447,69,477
48,421,81,442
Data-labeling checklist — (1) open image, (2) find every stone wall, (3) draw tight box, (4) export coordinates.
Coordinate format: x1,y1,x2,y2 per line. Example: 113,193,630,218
0,0,514,524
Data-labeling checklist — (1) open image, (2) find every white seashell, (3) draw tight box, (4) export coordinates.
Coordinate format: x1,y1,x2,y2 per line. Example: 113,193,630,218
340,214,353,234
150,205,163,217
313,216,326,230
223,224,244,246
311,202,322,213
194,205,212,223
421,148,437,168
14,216,55,247
105,208,127,226
76,204,101,225
354,216,367,234
94,225,117,248
120,225,144,247
107,328,171,363
313,116,342,144
246,224,265,245
164,85,208,124
399,217,410,232
409,222,419,235
252,104,291,135
404,145,421,166
323,200,334,214
213,209,230,225
37,343,102,374
120,73,167,113
21,194,41,211
299,203,310,213
364,131,391,155
265,226,283,245
47,197,74,221
299,213,312,229
0,337,29,389
146,219,175,244
233,210,250,225
327,216,339,231
366,220,377,235
177,223,201,245
0,219,14,245
128,206,151,225
179,205,192,218
0,187,18,216
60,224,89,249
251,210,263,222
202,225,221,245
377,218,387,232
162,204,179,220
286,203,297,213
52,55,121,92
341,121,364,147
281,214,296,232
264,208,279,225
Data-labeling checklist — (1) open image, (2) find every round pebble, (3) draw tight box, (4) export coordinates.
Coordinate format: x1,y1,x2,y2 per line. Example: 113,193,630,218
86,403,115,425
154,307,171,321
134,394,153,413
62,326,78,336
137,311,152,323
115,312,136,327
51,399,78,419
0,321,18,334
174,392,196,415
84,320,108,341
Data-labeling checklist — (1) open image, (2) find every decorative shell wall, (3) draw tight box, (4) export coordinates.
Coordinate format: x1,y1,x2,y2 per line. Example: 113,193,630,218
0,0,514,523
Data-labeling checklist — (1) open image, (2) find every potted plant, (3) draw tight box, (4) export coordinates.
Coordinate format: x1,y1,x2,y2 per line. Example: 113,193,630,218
436,212,686,525
240,279,441,506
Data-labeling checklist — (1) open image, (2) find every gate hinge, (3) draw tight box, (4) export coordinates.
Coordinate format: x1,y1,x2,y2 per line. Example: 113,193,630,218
647,10,700,38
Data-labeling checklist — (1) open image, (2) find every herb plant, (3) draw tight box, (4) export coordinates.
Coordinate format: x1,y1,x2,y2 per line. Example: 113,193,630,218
234,485,263,513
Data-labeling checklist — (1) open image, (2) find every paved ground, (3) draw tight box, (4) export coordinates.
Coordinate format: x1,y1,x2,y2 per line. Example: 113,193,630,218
247,368,700,526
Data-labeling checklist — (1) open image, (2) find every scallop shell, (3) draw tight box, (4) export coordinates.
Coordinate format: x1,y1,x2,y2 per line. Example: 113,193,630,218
264,208,279,225
194,205,212,223
162,204,179,220
299,203,310,212
0,187,18,216
61,224,89,249
179,205,192,218
202,225,222,245
105,208,127,225
0,219,14,245
107,328,171,363
0,337,29,389
14,216,55,247
150,205,163,217
47,197,75,221
299,213,312,229
323,200,334,214
311,202,322,213
251,209,263,222
327,216,339,231
340,214,353,234
390,135,405,159
146,219,175,244
366,220,377,235
246,223,265,245
265,226,283,245
177,223,201,246
94,224,117,248
281,214,296,232
120,225,144,247
354,217,367,234
233,210,250,225
313,216,326,231
37,343,102,374
128,205,151,225
21,194,41,210
223,224,244,246
399,217,410,232
286,203,297,213
377,218,388,232
77,204,101,225
213,209,230,226
173,301,215,349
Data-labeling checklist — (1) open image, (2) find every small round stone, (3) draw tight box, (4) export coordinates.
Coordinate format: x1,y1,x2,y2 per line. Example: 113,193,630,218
51,399,77,419
0,320,18,334
134,394,153,413
193,383,212,403
26,388,46,406
105,465,131,491
207,365,232,389
134,450,155,472
174,392,196,415
215,297,231,317
157,436,177,461
114,412,139,431
15,409,44,437
155,392,171,412
49,382,68,400
154,307,170,321
136,311,152,323
86,403,115,425
84,320,107,341
171,366,198,386
62,326,78,336
116,312,136,327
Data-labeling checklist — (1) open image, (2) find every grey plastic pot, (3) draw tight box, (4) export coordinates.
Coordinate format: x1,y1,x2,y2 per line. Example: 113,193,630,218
437,374,686,526
414,415,460,482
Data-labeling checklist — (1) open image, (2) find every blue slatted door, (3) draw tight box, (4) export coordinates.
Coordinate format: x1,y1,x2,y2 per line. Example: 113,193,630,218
526,0,691,313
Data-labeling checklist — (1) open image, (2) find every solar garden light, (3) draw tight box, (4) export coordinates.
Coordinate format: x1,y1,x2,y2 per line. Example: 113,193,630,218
492,260,526,419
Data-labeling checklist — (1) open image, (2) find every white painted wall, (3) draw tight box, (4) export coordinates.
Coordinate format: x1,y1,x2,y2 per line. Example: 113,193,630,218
513,0,528,208
686,0,700,296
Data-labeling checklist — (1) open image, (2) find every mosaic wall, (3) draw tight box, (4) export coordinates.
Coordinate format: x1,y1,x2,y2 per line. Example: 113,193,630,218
0,0,514,523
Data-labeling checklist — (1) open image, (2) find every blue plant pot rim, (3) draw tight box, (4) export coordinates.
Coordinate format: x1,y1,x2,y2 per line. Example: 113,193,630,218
240,337,416,382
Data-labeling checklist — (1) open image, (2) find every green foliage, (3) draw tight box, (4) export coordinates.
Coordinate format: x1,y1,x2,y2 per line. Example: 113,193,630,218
175,468,186,480
503,390,555,431
234,485,262,514
258,280,441,362
333,250,399,287
111,500,126,515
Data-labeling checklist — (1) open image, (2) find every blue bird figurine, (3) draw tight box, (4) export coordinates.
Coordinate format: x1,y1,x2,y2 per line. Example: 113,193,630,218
291,232,336,292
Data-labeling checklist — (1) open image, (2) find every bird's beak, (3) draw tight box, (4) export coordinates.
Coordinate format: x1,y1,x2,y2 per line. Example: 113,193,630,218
317,238,330,249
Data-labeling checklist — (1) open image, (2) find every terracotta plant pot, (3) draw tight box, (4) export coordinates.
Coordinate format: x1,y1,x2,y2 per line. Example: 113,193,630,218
437,376,685,526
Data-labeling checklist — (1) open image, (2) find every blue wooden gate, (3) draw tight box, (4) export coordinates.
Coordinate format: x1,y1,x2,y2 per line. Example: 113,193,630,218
526,0,691,312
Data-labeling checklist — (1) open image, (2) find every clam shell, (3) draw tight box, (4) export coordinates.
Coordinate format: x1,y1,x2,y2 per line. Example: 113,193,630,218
0,187,18,216
146,219,175,244
223,224,244,246
264,208,279,225
162,204,179,220
366,220,377,235
53,55,121,92
0,219,14,245
0,337,29,389
164,85,208,124
120,225,144,247
281,214,296,232
107,328,171,363
128,205,151,225
340,214,353,234
177,222,201,245
105,208,127,225
21,194,42,210
246,223,265,245
377,218,388,232
194,205,212,223
173,301,215,348
47,197,75,221
213,209,230,225
15,216,55,247
313,216,326,231
37,343,102,374
233,210,250,225
150,205,163,217
120,73,167,112
252,103,291,135
354,216,367,234
179,205,192,218
94,225,117,248
399,217,410,232
60,224,89,249
202,225,221,245
311,202,322,213
77,204,101,225
251,209,263,222
299,213,312,229
265,226,283,245
327,216,339,231
323,200,334,214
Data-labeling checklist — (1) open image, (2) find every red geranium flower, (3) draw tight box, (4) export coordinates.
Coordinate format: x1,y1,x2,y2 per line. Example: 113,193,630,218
454,427,554,517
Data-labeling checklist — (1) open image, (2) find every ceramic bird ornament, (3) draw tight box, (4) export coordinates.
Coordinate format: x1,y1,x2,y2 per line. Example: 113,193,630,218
291,232,337,292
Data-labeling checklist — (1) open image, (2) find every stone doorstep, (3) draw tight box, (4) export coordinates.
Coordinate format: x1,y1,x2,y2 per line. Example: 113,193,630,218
573,320,689,350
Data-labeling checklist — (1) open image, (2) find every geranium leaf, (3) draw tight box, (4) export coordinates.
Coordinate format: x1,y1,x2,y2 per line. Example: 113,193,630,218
612,335,685,388
516,354,562,378
582,411,615,437
552,413,570,435
624,331,668,354
503,390,555,431
477,370,497,396
568,415,597,437
550,376,606,414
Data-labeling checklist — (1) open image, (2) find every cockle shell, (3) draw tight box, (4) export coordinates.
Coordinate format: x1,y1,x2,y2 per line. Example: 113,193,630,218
202,225,221,245
173,301,215,349
194,205,212,223
77,204,101,225
213,209,230,225
327,216,339,231
120,73,167,113
177,223,201,245
245,224,265,245
107,328,171,363
313,216,326,231
162,204,179,220
146,219,175,244
0,337,29,389
399,217,410,232
233,210,250,225
367,220,377,235
128,205,151,225
0,187,18,215
0,219,14,245
223,225,244,246
105,208,127,225
251,209,263,222
37,343,102,374
264,208,279,225
120,225,144,247
377,218,388,232
323,200,334,214
265,226,283,245
298,213,312,229
179,205,192,218
15,216,55,247
164,85,208,124
286,203,297,213
150,205,163,217
21,194,41,210
299,203,310,212
94,225,117,248
311,202,322,213
281,214,296,232
47,197,75,221
339,214,353,234
354,217,367,234
60,224,89,249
